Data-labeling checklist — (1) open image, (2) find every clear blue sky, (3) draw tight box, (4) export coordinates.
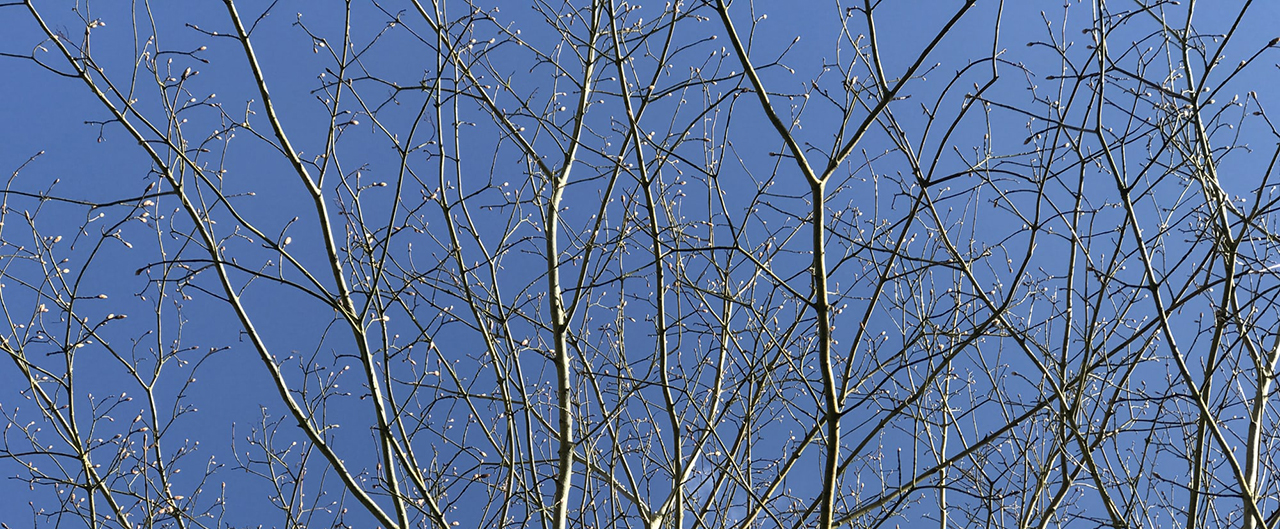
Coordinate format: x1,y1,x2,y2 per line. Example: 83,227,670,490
4,1,1280,527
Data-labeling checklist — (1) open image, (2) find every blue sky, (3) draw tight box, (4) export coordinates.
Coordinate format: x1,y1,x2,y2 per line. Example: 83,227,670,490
5,1,1280,528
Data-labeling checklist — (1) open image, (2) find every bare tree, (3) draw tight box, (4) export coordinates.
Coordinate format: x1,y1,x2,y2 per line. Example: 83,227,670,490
3,0,1280,527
